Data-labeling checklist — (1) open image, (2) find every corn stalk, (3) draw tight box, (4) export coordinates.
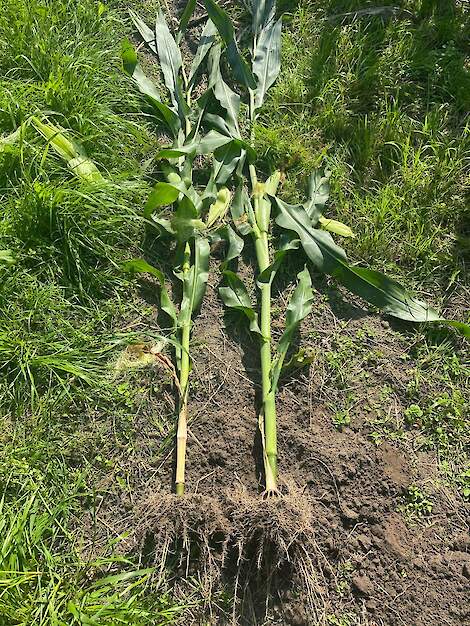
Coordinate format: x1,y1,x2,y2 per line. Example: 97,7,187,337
203,0,469,495
122,8,243,495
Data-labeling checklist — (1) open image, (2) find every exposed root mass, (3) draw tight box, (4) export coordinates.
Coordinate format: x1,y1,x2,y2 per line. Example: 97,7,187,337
135,492,230,587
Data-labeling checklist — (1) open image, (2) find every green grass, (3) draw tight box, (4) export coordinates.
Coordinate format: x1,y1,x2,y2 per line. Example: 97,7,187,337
0,0,179,622
0,449,183,624
1,0,469,623
259,0,470,286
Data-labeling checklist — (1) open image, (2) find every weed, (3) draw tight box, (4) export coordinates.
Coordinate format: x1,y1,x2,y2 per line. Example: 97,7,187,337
400,484,434,519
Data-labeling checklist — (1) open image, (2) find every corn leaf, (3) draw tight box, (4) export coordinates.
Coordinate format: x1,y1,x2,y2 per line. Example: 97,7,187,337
122,39,161,101
158,131,234,160
198,130,234,154
271,266,314,391
304,170,330,223
189,19,218,85
151,100,182,137
249,0,276,35
219,271,261,334
273,196,470,337
171,196,206,242
123,259,178,326
213,141,244,184
203,0,257,89
121,40,181,137
231,182,255,235
211,224,244,266
255,172,281,232
129,10,157,55
204,113,233,137
257,236,300,285
144,182,182,216
31,117,103,183
252,16,282,109
207,44,241,137
144,181,203,220
154,10,185,114
156,146,196,159
179,237,210,324
177,0,197,43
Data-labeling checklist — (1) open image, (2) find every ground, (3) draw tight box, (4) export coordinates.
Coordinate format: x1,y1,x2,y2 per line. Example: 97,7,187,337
0,1,468,625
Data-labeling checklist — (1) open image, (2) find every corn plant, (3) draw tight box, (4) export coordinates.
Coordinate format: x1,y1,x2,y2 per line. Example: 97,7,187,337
121,8,246,495
192,0,470,495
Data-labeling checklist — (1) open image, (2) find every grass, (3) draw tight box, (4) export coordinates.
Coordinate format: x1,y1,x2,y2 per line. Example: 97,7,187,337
0,0,469,623
259,0,469,287
0,0,180,621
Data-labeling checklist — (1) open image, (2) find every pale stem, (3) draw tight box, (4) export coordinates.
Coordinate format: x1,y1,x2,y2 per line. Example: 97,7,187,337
175,243,191,495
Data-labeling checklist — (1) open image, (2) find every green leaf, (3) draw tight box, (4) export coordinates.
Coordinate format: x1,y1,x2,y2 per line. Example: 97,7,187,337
0,126,23,153
189,19,217,85
144,182,181,217
156,132,232,160
203,0,257,89
213,141,244,184
250,0,276,35
154,10,184,110
211,224,244,266
156,146,197,159
171,196,206,242
207,44,241,138
177,0,197,42
121,39,161,101
219,271,261,334
253,17,282,109
257,237,300,285
151,101,182,137
179,238,210,324
129,10,157,55
318,216,355,238
304,170,330,223
121,40,181,137
206,187,231,228
231,182,255,235
213,78,241,138
31,117,104,183
255,171,281,233
0,250,15,266
271,266,314,391
273,196,470,337
204,113,233,137
198,130,233,154
226,41,258,91
145,180,202,218
122,259,177,326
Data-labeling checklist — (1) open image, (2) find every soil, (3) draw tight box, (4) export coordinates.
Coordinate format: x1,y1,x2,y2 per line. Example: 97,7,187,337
78,255,470,626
